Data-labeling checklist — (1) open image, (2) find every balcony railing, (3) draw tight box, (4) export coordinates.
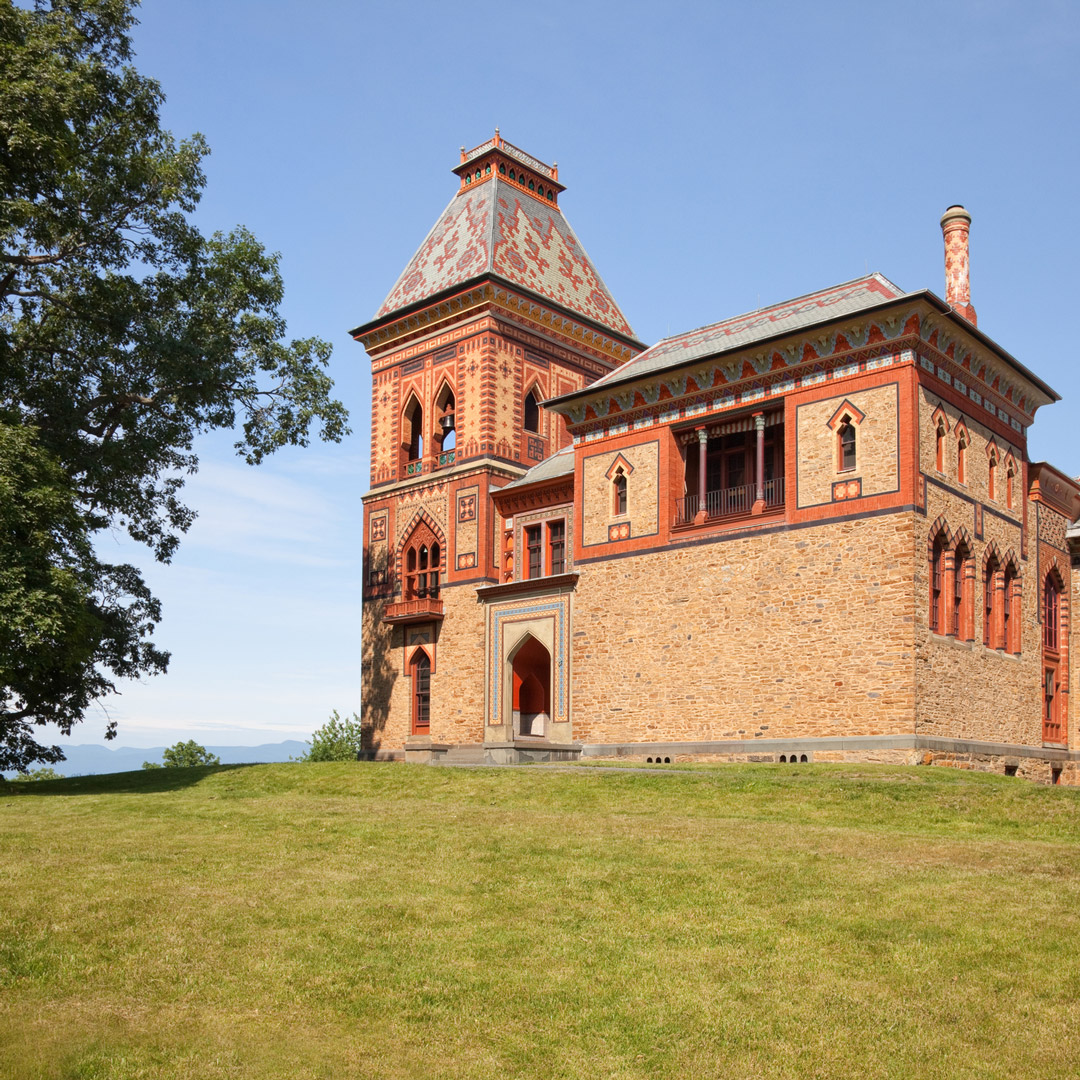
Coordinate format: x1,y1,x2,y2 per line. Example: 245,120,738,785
383,596,444,624
437,450,456,468
674,476,785,527
406,459,423,476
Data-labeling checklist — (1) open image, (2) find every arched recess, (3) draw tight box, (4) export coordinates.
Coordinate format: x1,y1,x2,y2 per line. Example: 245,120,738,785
434,380,456,454
509,634,551,738
402,393,424,465
952,527,974,641
927,517,953,635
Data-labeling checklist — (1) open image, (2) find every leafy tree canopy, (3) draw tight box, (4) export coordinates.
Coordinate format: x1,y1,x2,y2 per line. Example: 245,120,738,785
1,1,348,770
142,740,220,769
9,765,63,781
295,710,363,763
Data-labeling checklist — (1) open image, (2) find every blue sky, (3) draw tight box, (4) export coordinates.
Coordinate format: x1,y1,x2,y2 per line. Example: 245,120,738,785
76,0,1080,748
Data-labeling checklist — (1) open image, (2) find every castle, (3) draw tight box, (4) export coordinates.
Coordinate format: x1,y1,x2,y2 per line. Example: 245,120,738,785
352,133,1079,781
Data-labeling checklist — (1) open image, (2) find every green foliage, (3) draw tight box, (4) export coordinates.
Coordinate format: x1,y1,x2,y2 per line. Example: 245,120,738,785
295,710,363,762
0,1,348,769
9,765,61,781
143,740,220,769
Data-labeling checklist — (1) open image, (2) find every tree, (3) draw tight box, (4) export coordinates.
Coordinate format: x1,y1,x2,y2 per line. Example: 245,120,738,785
9,766,62,781
295,711,364,762
0,1,348,769
142,740,220,769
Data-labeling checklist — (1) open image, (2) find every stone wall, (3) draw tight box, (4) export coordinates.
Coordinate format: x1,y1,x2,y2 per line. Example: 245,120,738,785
580,439,661,547
795,383,900,508
569,512,916,744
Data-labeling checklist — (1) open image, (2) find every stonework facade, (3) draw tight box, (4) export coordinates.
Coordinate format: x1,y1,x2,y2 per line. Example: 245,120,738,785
354,137,1080,781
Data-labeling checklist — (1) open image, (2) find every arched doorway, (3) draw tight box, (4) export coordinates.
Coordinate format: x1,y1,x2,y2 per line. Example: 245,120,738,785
510,636,550,737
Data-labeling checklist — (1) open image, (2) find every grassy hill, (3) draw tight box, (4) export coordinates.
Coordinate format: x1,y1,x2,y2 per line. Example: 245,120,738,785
2,761,1079,1079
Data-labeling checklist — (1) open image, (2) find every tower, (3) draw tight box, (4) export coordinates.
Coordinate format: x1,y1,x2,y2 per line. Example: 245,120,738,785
351,133,643,756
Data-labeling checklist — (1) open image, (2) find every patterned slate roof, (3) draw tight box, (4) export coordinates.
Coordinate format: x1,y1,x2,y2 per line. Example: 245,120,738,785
585,273,907,391
498,443,575,492
374,178,636,339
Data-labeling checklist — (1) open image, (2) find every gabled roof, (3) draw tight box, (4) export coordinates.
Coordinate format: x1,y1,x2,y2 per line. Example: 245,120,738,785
582,274,906,392
372,177,637,340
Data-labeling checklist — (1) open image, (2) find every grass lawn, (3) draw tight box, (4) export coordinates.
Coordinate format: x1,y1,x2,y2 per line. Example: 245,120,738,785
2,761,1079,1079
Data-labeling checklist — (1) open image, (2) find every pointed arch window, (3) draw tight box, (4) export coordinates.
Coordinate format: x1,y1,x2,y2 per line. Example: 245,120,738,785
988,447,999,501
930,533,946,634
524,389,541,434
403,533,440,600
613,467,628,516
435,383,456,456
838,418,857,472
953,539,972,640
411,650,431,735
935,418,947,472
957,428,968,485
1044,571,1062,652
984,554,1000,648
1002,562,1019,654
1006,458,1016,509
403,395,424,462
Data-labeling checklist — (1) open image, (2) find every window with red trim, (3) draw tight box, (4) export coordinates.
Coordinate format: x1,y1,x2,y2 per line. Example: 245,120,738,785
1002,564,1018,654
525,525,542,579
613,468,628,515
984,555,1000,647
930,535,945,633
548,520,565,576
838,419,856,472
1044,573,1061,652
935,419,947,472
957,430,968,484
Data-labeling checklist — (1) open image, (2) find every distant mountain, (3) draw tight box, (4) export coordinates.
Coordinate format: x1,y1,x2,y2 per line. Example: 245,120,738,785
4,741,311,778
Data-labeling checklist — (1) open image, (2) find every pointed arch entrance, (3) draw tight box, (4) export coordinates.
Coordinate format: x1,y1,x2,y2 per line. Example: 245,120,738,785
510,635,551,737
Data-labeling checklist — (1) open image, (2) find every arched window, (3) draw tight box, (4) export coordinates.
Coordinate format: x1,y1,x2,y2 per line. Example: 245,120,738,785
435,383,456,455
838,418,856,471
988,449,999,501
403,395,423,462
953,540,972,639
1002,562,1019,654
524,389,541,433
1044,571,1062,652
957,429,968,485
930,534,946,633
403,529,441,600
613,467,628,515
984,554,1000,648
935,419,947,472
1006,459,1016,509
411,650,430,735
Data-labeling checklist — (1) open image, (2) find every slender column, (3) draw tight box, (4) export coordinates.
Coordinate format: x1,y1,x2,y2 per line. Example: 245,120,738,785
754,413,766,503
695,428,708,523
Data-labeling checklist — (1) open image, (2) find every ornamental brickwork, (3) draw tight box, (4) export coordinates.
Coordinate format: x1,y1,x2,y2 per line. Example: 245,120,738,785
353,137,1080,781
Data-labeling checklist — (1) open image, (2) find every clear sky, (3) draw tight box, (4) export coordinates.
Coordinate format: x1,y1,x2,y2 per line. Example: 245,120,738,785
73,0,1080,749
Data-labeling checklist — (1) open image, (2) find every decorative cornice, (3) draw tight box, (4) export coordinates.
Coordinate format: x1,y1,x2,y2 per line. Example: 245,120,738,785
476,572,579,603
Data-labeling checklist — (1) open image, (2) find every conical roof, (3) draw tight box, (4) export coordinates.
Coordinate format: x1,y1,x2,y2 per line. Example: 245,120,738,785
373,140,637,341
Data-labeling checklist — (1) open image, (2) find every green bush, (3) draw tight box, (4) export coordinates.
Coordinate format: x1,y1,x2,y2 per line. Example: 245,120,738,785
143,741,220,769
11,767,62,782
296,711,363,762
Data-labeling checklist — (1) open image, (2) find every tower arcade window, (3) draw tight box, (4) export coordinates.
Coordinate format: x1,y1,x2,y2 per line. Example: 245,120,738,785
524,389,541,433
435,383,456,454
403,395,424,462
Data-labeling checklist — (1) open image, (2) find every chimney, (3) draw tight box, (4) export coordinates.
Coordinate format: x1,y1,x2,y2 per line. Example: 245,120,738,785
940,205,977,326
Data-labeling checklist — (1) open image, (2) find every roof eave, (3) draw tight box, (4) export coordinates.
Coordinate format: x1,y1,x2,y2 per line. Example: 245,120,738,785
544,290,1060,411
349,271,646,352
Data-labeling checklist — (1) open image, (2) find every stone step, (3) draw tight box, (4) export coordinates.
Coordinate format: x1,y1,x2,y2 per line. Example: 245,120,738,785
440,745,489,765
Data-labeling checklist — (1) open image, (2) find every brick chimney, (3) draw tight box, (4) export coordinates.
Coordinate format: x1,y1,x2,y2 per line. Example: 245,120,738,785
940,205,977,326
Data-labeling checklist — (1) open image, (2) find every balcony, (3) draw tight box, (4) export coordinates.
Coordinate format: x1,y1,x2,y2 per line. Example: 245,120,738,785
383,594,444,625
674,476,785,528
